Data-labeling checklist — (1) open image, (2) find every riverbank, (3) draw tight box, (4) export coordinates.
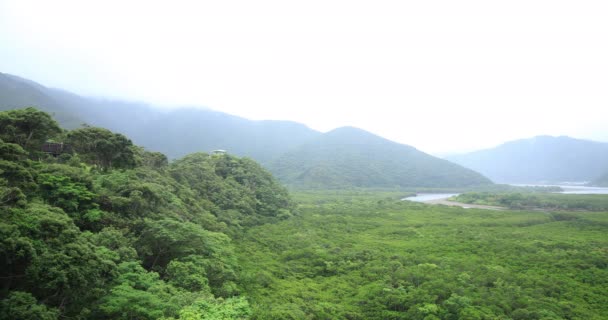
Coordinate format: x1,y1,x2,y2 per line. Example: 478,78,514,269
425,198,505,210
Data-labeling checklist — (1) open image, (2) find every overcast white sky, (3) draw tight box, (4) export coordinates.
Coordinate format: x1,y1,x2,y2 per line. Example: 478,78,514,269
1,0,607,154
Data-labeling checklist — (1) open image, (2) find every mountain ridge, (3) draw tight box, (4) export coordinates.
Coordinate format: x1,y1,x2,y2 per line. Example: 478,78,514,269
0,72,322,165
1,72,492,188
270,125,492,188
447,135,608,183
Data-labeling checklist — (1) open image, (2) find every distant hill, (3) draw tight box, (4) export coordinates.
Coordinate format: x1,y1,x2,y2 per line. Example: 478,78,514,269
447,136,608,184
269,126,492,188
592,172,608,187
0,72,320,165
0,73,84,127
0,72,492,188
129,109,321,164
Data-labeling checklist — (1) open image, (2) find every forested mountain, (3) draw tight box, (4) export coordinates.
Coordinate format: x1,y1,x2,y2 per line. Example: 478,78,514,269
0,72,321,165
270,126,492,188
130,110,320,165
0,108,293,318
447,135,608,184
1,108,607,319
0,73,84,128
2,72,494,189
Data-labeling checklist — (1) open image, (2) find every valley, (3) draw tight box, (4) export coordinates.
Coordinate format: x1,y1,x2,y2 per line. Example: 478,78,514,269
236,191,608,319
1,86,607,320
2,1,607,318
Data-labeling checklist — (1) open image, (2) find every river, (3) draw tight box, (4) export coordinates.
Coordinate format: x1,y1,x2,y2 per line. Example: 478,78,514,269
403,185,608,203
511,184,608,195
402,193,460,202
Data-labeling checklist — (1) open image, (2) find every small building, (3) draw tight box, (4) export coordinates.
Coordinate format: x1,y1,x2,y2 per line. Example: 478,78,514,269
211,149,227,155
42,142,72,156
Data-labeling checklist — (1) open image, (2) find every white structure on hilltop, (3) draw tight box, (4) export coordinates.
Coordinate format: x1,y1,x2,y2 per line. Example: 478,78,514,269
211,149,227,155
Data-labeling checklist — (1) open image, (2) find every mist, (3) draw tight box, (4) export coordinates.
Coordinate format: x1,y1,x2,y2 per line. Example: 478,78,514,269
1,0,608,154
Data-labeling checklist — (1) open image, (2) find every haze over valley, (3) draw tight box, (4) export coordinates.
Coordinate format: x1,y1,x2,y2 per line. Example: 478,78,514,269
1,1,608,319
3,72,608,187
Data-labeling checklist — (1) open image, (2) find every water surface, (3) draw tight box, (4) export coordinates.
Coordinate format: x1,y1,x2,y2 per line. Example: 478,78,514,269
403,193,459,202
511,184,608,195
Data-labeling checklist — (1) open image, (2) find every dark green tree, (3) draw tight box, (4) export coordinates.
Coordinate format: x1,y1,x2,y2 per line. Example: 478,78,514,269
0,291,59,320
66,127,136,170
0,107,62,154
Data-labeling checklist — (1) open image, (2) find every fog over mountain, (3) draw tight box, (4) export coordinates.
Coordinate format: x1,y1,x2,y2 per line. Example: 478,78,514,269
0,72,322,165
594,172,608,187
447,136,608,184
1,72,493,188
2,0,608,154
2,2,608,318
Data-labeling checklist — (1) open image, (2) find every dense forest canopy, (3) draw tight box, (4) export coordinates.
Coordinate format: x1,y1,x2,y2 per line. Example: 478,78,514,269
237,191,608,319
0,107,293,319
1,107,607,320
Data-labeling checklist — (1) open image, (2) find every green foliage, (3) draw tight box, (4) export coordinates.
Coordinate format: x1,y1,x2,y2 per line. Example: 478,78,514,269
237,193,608,319
3,108,606,319
166,256,210,292
0,109,295,319
96,262,183,319
37,174,96,212
170,153,294,228
1,203,120,316
135,147,169,169
0,291,59,320
0,138,28,161
136,219,234,273
0,139,36,194
0,107,61,154
66,126,136,170
172,296,252,320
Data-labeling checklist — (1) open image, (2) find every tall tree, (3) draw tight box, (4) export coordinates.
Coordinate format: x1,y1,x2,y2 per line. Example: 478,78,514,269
0,107,61,154
66,127,136,170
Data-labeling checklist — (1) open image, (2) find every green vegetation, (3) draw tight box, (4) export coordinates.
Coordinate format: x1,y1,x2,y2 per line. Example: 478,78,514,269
0,108,292,319
237,192,608,319
453,192,608,211
271,127,492,189
2,107,607,319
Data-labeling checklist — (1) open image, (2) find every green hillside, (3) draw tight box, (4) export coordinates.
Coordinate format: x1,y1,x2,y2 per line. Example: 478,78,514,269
1,108,606,319
1,72,494,189
0,72,321,165
270,126,492,189
0,108,292,318
0,73,84,127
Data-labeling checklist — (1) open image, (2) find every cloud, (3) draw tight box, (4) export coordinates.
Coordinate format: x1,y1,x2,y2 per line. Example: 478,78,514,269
1,0,607,153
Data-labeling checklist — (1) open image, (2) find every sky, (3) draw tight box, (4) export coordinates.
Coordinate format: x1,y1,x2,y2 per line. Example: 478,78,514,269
1,0,607,155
